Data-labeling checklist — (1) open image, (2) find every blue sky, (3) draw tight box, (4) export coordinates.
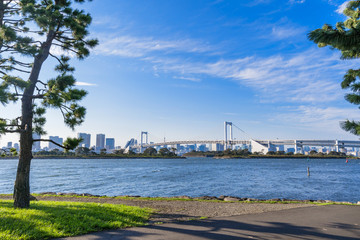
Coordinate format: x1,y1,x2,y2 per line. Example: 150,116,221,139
1,0,360,148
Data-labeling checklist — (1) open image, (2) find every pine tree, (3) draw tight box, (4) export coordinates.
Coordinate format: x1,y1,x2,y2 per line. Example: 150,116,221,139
309,1,360,135
0,0,97,208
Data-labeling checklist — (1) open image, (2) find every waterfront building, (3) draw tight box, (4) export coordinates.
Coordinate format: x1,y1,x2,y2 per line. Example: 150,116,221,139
197,144,207,152
287,147,295,153
250,140,269,154
78,133,91,148
187,145,196,151
49,136,63,151
7,142,12,148
96,134,105,151
32,133,41,151
210,143,224,151
303,146,310,152
105,138,115,150
14,143,19,151
172,144,181,150
268,142,277,152
276,145,284,152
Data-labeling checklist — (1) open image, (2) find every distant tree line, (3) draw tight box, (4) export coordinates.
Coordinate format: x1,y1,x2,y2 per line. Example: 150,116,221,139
183,149,348,158
29,146,179,158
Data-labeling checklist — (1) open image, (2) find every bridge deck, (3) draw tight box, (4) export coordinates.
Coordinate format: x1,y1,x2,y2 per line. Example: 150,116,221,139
134,139,360,148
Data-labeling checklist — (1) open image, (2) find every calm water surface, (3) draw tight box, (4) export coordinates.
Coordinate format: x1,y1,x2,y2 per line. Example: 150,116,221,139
0,158,359,202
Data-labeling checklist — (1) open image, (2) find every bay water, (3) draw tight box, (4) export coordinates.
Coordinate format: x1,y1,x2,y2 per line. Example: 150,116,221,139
0,157,359,202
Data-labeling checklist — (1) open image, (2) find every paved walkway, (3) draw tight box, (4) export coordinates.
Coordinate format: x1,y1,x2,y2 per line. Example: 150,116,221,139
60,205,360,240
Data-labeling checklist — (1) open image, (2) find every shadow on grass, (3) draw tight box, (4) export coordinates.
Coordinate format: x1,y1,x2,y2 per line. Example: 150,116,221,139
0,200,152,240
56,206,360,240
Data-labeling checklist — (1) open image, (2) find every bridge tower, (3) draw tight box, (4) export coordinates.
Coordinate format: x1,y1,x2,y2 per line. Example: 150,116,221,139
140,131,148,153
224,121,233,149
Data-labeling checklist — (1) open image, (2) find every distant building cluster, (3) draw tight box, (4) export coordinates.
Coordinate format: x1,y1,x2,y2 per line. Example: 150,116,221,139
2,134,360,157
1,132,119,154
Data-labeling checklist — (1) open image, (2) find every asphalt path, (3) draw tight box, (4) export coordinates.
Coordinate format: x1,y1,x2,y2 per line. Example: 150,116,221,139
59,205,360,240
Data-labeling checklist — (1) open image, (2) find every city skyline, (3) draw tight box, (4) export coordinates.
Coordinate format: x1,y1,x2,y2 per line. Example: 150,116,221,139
1,0,360,148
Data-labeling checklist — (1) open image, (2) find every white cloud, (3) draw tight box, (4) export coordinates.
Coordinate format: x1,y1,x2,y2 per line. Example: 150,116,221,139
94,31,353,104
271,25,306,40
264,17,307,41
288,0,305,4
274,105,360,135
173,76,201,82
336,1,350,14
95,35,213,58
75,82,97,86
144,48,355,103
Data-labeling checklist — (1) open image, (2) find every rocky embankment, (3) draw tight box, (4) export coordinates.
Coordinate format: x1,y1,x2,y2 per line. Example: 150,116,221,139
1,192,357,223
35,192,356,204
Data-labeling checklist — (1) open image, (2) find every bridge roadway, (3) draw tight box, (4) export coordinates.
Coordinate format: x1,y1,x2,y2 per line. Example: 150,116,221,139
136,139,360,149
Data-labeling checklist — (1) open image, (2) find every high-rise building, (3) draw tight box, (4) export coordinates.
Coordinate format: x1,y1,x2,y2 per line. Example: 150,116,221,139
32,133,41,151
96,134,105,151
211,143,224,151
7,142,12,148
13,143,19,151
77,133,91,148
276,145,285,152
105,138,115,150
49,136,63,150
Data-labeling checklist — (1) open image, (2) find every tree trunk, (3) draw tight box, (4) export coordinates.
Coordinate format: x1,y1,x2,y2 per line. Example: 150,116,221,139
13,95,33,208
13,30,55,208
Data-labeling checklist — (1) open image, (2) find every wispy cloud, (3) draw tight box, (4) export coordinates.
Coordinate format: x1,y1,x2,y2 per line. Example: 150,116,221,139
75,82,98,86
271,25,306,40
94,31,352,104
264,17,308,41
173,76,201,82
336,1,350,14
95,35,214,58
274,105,360,135
288,0,305,4
146,48,352,103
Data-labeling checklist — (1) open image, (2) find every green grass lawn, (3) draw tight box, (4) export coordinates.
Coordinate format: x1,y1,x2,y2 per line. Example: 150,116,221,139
0,200,153,240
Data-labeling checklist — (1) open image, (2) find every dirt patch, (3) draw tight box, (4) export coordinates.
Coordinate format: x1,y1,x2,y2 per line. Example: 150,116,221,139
0,195,313,223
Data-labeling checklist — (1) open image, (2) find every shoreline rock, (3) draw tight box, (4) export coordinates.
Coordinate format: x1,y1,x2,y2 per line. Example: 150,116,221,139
36,192,357,204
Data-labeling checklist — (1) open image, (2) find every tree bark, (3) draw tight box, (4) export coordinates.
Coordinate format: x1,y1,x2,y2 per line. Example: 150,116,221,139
13,96,33,208
13,30,55,208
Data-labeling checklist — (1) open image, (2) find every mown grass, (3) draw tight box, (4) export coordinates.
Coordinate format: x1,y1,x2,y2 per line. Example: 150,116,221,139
0,200,153,240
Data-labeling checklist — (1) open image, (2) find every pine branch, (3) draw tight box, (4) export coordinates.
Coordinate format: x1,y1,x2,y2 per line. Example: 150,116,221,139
3,129,23,133
52,43,80,55
49,52,66,67
3,65,31,73
32,94,45,99
33,139,71,150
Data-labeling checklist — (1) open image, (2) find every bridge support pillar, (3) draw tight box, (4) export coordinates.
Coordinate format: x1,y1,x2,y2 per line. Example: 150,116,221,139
224,121,233,150
335,140,339,152
140,131,148,153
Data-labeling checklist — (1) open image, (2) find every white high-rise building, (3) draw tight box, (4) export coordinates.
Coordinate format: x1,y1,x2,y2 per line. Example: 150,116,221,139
78,133,91,148
96,134,105,151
